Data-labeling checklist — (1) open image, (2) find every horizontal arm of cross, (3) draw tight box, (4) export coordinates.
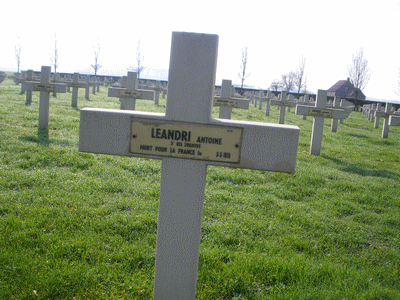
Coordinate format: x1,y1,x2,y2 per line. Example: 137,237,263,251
23,81,67,93
108,87,154,100
79,108,299,173
295,105,352,119
68,82,88,88
213,97,250,109
270,99,298,107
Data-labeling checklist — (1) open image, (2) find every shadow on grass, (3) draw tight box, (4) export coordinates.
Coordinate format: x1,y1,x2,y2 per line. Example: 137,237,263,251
346,133,369,139
322,155,400,181
19,129,50,146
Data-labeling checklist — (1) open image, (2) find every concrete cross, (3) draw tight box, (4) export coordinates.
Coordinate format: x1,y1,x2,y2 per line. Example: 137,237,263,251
213,79,250,119
68,73,88,107
153,81,163,105
375,103,394,138
25,70,37,105
300,94,311,120
85,76,91,100
259,91,273,116
108,72,154,110
0,72,6,84
295,89,352,155
270,91,298,124
79,32,300,299
23,66,66,131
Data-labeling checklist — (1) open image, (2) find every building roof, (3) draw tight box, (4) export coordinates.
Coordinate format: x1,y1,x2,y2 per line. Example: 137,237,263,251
327,78,366,100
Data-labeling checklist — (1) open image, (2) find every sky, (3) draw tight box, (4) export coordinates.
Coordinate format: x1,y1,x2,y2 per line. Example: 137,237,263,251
2,0,400,102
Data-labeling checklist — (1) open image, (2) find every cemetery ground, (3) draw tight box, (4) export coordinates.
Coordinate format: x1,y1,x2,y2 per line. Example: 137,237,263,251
0,73,399,299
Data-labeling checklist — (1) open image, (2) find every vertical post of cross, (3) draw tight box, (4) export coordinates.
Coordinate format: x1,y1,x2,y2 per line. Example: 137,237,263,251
25,70,35,105
38,66,52,131
331,96,340,132
382,103,392,138
153,32,217,299
219,79,233,119
310,90,327,156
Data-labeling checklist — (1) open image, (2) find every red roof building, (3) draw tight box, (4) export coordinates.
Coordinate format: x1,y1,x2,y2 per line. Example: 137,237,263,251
327,78,366,100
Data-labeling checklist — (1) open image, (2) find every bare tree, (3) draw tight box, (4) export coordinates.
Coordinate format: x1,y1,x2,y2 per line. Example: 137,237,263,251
50,34,59,74
91,39,102,76
281,71,296,92
347,47,371,99
294,55,307,95
270,79,282,92
237,46,251,94
131,39,145,79
14,36,22,73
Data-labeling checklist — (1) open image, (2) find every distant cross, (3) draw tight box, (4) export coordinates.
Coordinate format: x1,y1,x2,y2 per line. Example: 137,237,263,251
23,66,66,131
295,89,352,156
373,104,383,128
0,72,6,83
153,81,163,105
213,79,250,119
84,76,91,100
375,103,394,138
108,72,154,110
25,70,37,105
68,73,88,107
79,32,300,299
300,94,311,120
270,91,297,124
330,96,341,132
258,91,272,116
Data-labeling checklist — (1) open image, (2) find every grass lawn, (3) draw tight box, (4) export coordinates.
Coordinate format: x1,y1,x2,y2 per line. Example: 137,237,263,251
1,74,399,299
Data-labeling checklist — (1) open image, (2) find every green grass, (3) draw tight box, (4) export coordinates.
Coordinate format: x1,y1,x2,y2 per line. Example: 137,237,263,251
1,73,399,299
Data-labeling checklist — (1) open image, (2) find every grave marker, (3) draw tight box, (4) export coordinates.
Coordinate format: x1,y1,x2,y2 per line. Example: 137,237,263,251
259,91,272,116
330,96,340,132
23,66,66,131
85,76,91,100
25,70,37,105
79,32,300,299
389,113,400,127
213,79,250,119
108,72,154,110
375,103,393,138
0,72,6,84
270,91,297,124
295,89,352,155
68,73,88,107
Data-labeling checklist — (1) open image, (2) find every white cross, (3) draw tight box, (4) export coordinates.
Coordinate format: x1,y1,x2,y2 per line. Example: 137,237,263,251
68,73,88,108
295,89,352,156
79,32,300,299
270,91,298,124
108,72,154,110
257,91,272,116
0,72,6,83
376,103,394,138
25,70,36,105
23,66,66,131
213,79,250,119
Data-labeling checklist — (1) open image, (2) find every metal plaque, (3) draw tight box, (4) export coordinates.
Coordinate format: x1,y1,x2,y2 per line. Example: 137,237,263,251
34,84,55,92
277,102,295,107
130,119,243,163
213,97,238,108
119,90,142,98
309,108,333,118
